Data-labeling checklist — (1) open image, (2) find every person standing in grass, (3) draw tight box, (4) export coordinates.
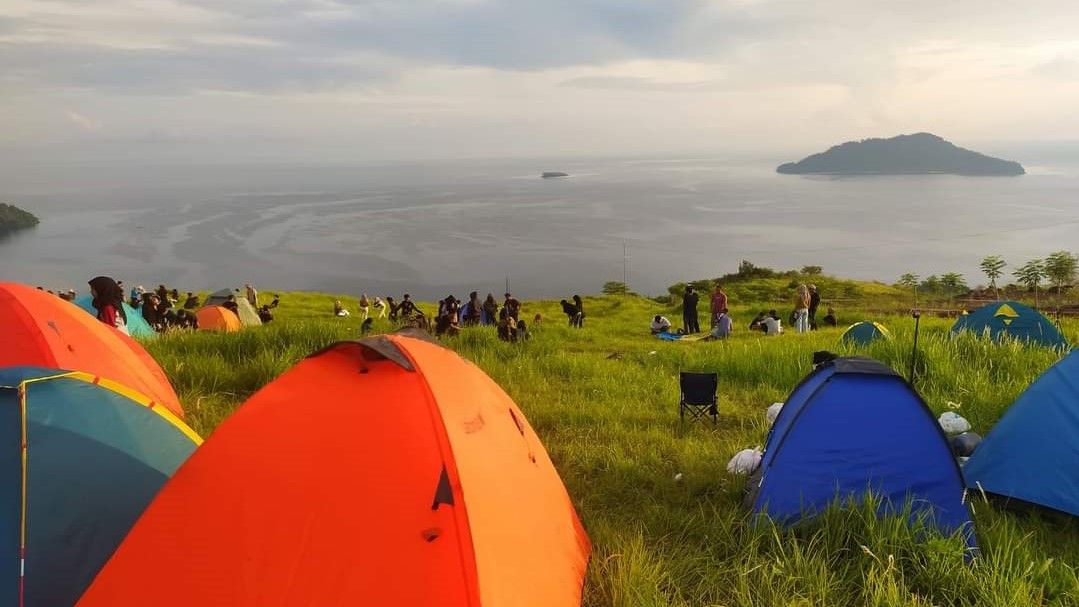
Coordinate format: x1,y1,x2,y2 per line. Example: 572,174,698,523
245,284,258,307
808,284,821,330
88,276,129,335
482,293,498,326
793,284,811,333
560,299,578,326
358,293,370,320
710,284,728,329
373,296,387,318
465,292,482,326
398,294,417,319
682,286,700,334
386,296,399,322
572,294,585,328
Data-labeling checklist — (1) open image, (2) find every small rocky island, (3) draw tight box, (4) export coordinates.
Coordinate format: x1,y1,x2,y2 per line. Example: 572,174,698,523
0,203,39,236
777,133,1025,176
541,171,569,178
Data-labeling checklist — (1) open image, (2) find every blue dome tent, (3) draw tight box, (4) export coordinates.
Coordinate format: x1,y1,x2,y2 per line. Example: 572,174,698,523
964,350,1079,516
840,321,892,346
0,367,200,606
72,295,155,339
951,301,1067,349
746,357,976,548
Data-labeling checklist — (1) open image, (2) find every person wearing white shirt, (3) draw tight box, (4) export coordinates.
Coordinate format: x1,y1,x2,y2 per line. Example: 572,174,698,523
763,310,782,336
650,315,672,334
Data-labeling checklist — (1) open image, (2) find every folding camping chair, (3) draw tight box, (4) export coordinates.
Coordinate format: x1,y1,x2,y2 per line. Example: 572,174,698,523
679,372,718,428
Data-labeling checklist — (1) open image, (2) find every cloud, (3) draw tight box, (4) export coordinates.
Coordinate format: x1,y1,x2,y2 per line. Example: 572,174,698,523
1032,57,1079,80
65,109,101,131
2,0,1079,161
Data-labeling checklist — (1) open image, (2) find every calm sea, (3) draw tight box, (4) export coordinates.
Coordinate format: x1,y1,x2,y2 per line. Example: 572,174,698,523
1,153,1077,299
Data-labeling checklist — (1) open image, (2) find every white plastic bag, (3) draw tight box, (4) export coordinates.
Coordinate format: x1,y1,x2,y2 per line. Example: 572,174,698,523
938,412,971,435
726,447,763,475
766,402,784,425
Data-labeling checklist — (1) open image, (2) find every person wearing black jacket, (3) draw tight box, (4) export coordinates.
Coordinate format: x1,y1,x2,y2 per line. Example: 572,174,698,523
682,286,700,334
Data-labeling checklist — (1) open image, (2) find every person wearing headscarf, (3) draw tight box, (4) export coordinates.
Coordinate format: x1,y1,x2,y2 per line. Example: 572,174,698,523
88,276,129,335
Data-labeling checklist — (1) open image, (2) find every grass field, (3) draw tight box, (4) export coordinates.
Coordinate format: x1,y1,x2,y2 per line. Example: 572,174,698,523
147,291,1079,607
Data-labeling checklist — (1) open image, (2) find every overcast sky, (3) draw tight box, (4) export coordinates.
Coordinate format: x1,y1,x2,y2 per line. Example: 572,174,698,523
2,0,1078,163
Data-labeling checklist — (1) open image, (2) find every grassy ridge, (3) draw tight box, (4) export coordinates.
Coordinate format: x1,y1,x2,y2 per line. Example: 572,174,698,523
147,291,1079,606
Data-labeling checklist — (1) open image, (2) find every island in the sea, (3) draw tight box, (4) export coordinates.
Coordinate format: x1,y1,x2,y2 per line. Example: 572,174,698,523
777,133,1025,176
0,203,39,236
541,171,569,178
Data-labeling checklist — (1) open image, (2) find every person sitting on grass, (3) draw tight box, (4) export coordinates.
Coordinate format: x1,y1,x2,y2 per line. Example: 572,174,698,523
516,319,531,341
497,308,518,342
183,292,200,309
764,309,782,336
435,309,460,337
258,305,274,323
822,307,838,327
711,307,733,339
333,300,350,317
223,294,240,316
749,311,767,332
650,315,672,335
360,317,374,335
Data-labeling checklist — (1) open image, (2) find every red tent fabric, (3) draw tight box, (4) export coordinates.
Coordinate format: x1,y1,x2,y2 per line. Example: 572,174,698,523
79,333,590,606
0,282,183,418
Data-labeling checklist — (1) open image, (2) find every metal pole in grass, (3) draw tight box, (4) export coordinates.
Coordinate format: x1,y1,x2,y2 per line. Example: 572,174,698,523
909,310,922,384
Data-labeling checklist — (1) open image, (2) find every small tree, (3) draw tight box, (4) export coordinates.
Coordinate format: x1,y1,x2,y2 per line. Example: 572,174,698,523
1013,259,1046,307
940,272,967,299
801,265,823,276
602,281,628,295
897,273,920,305
1044,250,1078,297
979,255,1007,299
920,275,941,295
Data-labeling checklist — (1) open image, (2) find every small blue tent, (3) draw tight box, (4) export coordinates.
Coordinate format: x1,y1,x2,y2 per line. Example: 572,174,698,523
0,367,200,606
72,295,156,339
840,321,892,346
964,350,1079,516
951,301,1067,349
746,357,976,547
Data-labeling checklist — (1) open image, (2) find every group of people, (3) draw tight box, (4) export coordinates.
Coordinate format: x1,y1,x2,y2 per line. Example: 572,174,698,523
341,291,551,342
662,282,839,338
57,277,278,335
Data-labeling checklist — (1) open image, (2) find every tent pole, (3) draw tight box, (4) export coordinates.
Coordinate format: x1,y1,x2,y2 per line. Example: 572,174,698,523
909,310,921,384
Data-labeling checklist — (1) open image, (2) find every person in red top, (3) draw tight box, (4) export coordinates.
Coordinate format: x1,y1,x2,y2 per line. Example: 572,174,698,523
88,276,130,335
710,284,728,329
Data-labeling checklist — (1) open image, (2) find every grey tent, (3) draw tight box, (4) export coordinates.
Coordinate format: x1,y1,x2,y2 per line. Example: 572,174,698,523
204,288,262,327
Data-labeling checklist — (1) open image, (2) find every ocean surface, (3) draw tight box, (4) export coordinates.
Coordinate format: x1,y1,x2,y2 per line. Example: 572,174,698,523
1,154,1077,300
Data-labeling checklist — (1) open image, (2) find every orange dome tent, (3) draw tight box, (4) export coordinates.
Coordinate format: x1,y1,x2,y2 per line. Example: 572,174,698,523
79,332,591,607
0,282,183,418
195,305,241,332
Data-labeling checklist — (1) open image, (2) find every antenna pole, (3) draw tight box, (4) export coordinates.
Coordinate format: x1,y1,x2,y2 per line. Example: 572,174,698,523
623,241,628,288
909,311,922,384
